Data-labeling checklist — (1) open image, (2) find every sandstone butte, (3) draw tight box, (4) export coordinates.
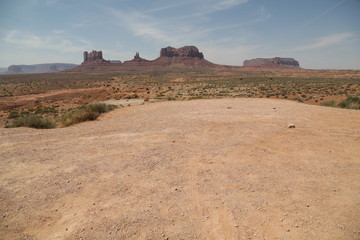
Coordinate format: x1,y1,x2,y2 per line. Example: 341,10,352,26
69,46,300,72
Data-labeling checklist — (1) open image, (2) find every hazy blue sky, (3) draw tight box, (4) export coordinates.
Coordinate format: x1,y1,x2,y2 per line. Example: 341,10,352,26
1,0,359,69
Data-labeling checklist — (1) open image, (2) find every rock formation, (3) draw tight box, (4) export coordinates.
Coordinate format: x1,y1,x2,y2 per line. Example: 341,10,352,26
83,50,109,63
243,57,300,68
124,52,150,64
71,46,223,72
160,46,204,59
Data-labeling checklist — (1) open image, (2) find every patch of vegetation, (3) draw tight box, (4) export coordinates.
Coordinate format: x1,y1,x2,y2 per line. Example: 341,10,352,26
289,97,304,103
6,115,55,129
321,100,338,107
35,107,58,114
5,103,117,129
166,95,176,101
188,96,204,100
321,96,360,110
8,111,20,119
338,95,360,109
61,103,117,127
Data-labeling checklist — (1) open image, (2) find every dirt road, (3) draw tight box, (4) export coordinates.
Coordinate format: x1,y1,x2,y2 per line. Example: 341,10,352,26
0,99,359,239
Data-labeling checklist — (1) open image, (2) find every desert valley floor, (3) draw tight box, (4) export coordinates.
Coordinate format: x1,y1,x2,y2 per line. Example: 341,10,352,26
0,98,359,239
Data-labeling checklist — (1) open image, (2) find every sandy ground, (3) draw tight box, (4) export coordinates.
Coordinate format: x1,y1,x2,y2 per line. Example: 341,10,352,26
0,98,359,240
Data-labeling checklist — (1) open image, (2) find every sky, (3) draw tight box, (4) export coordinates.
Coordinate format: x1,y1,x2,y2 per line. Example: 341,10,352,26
0,0,359,69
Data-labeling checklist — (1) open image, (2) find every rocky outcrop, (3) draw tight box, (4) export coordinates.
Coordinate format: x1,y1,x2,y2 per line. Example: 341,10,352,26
160,46,204,59
5,63,77,74
83,50,109,64
124,52,150,64
71,46,219,72
84,50,102,62
243,57,300,68
110,60,122,64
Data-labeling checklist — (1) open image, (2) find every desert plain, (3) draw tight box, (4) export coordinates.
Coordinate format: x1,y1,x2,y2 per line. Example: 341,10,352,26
0,68,359,239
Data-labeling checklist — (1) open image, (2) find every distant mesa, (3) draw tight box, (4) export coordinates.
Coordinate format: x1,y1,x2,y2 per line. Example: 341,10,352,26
243,57,300,68
160,46,204,58
5,63,77,74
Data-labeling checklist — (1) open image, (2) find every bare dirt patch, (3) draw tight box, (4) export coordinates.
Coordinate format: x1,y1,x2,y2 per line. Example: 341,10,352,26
0,99,359,239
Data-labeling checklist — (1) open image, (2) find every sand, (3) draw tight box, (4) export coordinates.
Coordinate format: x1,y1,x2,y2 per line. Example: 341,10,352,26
0,98,359,239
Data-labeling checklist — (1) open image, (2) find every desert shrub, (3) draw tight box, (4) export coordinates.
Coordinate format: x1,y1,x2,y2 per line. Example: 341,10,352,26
289,97,304,103
338,96,360,110
166,95,176,101
62,103,117,126
35,107,58,114
189,96,204,100
346,95,360,104
321,100,338,107
9,115,55,129
266,93,276,98
8,111,20,119
83,103,117,113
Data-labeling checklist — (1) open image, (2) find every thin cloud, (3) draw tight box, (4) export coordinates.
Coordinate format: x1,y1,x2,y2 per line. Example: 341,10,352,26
177,0,249,19
29,0,58,5
104,0,254,46
4,30,92,52
206,0,249,12
145,2,189,13
296,0,347,32
105,8,190,45
294,33,353,51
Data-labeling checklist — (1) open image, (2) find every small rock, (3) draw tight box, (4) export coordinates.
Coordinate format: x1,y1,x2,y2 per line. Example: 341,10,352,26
288,123,296,128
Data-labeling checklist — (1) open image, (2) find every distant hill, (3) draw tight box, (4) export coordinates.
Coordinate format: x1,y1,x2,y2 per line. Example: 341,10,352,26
4,63,78,74
0,67,7,73
243,57,300,68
